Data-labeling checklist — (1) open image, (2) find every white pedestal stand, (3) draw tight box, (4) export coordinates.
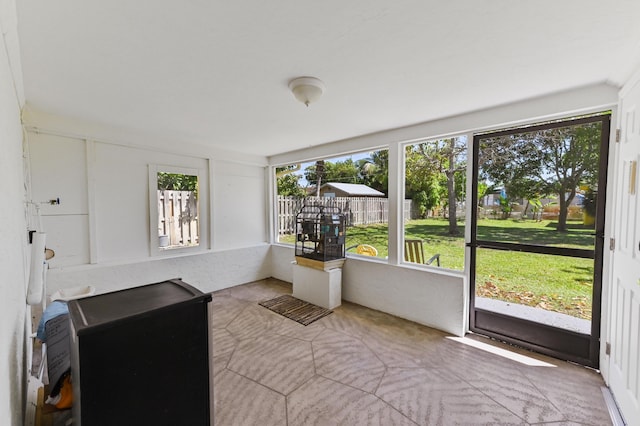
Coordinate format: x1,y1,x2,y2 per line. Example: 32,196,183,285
292,258,343,310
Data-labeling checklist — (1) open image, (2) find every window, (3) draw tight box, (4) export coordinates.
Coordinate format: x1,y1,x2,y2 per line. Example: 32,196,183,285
149,165,200,253
403,136,468,270
275,149,389,259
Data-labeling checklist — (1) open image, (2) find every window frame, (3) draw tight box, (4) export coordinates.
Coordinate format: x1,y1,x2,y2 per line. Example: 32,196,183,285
148,164,203,256
400,134,470,272
272,149,391,261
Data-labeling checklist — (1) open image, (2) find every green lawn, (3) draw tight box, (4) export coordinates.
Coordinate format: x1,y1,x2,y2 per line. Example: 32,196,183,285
475,249,592,320
281,218,595,319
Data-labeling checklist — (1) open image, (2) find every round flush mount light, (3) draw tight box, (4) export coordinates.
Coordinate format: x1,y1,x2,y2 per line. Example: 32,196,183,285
289,76,325,107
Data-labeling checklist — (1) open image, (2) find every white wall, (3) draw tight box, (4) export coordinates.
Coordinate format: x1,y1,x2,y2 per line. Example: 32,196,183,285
25,115,271,296
343,258,465,336
0,0,28,424
271,244,296,283
271,245,466,336
28,133,89,266
213,161,268,251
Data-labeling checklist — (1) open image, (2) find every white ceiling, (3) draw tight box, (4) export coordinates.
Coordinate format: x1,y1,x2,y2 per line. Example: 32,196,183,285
16,0,640,157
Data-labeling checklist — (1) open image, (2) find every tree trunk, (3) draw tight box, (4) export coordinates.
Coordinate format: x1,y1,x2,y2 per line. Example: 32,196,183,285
557,192,568,232
447,176,458,234
557,186,577,232
315,160,324,197
446,140,459,235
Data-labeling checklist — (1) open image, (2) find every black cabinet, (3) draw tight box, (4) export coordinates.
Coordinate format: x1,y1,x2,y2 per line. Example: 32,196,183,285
68,279,212,426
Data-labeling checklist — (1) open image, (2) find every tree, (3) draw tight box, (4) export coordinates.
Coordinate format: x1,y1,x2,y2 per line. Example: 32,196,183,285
405,138,467,235
277,174,306,197
540,123,601,231
322,159,359,184
479,133,543,200
358,150,389,195
157,172,198,191
276,165,306,197
304,159,361,193
405,146,444,216
479,120,602,231
315,160,324,196
441,138,467,234
476,181,490,206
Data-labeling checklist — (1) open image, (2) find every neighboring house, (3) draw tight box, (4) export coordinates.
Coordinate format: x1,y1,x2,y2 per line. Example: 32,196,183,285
318,183,384,198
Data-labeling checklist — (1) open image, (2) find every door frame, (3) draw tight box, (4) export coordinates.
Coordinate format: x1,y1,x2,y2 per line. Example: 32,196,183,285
603,73,640,423
468,113,611,368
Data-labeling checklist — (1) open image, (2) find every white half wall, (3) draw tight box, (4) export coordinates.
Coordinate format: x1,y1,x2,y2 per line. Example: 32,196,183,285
342,258,466,337
270,245,465,336
271,244,296,283
46,244,272,296
0,0,28,424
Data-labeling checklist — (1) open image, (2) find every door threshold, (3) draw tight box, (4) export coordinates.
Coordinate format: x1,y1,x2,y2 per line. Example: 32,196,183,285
601,386,627,426
475,297,591,334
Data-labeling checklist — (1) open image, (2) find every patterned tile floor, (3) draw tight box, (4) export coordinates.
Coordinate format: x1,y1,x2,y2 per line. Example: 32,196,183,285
211,278,612,426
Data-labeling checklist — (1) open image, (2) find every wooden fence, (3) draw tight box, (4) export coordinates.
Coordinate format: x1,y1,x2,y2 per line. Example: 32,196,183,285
277,196,413,235
158,190,199,247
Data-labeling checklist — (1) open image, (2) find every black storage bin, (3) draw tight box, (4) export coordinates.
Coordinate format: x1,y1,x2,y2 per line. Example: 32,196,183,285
67,278,212,426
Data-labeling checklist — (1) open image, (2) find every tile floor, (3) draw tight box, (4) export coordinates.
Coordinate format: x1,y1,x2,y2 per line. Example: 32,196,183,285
211,278,613,426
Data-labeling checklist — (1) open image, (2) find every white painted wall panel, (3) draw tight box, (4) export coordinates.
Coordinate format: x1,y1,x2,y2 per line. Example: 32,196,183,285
27,134,215,265
213,161,267,250
91,142,207,262
93,142,211,262
0,0,27,423
41,215,90,268
28,132,90,268
93,145,149,261
28,132,87,215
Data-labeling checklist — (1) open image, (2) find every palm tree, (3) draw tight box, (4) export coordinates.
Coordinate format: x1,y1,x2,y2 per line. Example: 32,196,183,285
357,150,388,195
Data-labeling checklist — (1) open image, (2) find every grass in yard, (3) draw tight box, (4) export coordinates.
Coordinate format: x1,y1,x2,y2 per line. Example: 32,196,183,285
476,218,595,249
407,218,595,319
280,217,596,319
280,223,392,258
344,223,389,258
404,220,466,270
475,249,593,320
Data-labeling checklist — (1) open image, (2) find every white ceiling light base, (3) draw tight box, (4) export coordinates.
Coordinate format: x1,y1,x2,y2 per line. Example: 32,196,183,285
289,77,325,107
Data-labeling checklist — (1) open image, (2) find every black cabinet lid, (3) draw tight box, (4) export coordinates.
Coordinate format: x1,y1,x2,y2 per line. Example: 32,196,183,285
68,278,211,332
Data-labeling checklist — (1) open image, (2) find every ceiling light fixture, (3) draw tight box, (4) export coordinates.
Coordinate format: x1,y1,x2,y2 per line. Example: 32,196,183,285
289,77,325,107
